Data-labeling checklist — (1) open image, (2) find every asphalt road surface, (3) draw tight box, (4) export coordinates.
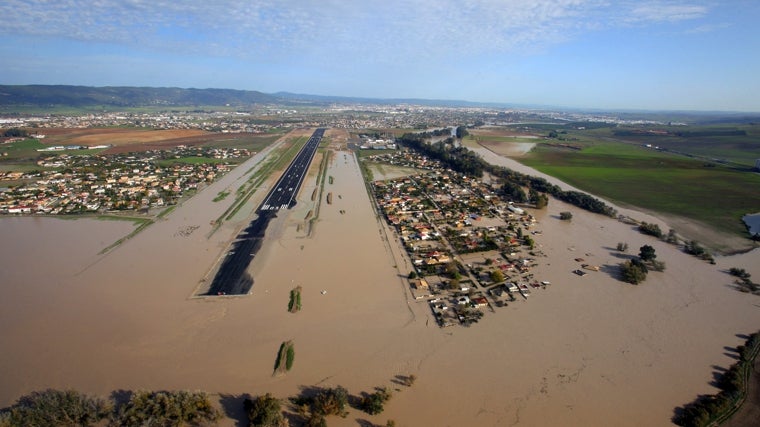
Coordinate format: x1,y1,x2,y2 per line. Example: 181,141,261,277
206,128,325,295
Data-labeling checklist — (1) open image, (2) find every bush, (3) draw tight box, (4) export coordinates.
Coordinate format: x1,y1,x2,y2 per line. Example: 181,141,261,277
1,389,111,427
616,242,629,252
729,268,751,280
621,259,648,284
113,390,219,427
638,222,663,238
244,393,286,427
312,386,349,417
360,388,392,415
559,211,572,220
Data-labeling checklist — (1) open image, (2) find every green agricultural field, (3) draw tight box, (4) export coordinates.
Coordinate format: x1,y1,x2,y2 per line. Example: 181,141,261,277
0,138,46,160
204,132,284,152
522,141,760,238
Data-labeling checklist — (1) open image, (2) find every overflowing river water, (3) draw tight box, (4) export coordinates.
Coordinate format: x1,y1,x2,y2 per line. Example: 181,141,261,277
743,213,760,236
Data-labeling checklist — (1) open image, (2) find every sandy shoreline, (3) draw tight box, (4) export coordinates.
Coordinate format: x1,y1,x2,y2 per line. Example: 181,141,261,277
1,131,760,426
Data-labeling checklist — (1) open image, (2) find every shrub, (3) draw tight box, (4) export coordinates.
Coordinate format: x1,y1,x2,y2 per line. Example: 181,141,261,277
360,388,392,415
616,242,629,252
406,374,417,387
312,386,349,417
638,222,663,238
113,390,219,427
1,389,111,427
244,393,286,427
729,268,751,280
621,259,648,284
559,211,572,220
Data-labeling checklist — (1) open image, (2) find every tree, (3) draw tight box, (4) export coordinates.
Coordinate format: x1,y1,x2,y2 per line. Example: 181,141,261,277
490,270,505,283
559,211,573,220
534,193,549,209
245,393,287,427
455,126,468,139
621,259,648,284
445,262,460,279
639,245,657,262
407,271,417,279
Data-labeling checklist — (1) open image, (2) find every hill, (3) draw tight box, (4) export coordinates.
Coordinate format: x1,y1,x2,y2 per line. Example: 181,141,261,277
0,85,279,109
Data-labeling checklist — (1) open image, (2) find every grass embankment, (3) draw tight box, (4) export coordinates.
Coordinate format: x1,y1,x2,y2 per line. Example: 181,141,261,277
521,140,760,238
302,149,332,234
97,216,153,254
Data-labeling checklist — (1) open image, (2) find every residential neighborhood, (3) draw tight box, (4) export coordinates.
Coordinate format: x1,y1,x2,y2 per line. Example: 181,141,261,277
0,146,250,214
368,151,550,327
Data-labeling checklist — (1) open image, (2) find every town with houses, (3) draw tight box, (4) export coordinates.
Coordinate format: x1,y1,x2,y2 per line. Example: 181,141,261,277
0,145,249,214
368,151,552,327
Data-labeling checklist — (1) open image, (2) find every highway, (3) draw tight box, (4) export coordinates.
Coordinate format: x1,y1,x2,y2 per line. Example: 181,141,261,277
206,128,326,295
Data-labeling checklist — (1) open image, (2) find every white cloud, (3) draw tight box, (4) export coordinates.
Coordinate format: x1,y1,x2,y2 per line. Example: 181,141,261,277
0,0,712,62
628,1,708,22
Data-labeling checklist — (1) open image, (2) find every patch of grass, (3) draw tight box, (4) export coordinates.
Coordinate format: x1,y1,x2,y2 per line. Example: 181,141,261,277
356,149,396,158
0,138,46,160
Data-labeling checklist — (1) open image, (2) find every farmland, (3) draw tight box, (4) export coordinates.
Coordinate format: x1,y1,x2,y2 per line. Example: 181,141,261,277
472,124,760,250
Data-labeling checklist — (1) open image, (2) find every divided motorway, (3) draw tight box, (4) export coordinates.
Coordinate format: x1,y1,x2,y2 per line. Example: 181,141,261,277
205,128,326,295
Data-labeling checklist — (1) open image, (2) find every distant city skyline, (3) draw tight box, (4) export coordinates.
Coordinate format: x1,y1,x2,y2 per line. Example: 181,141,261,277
1,0,759,112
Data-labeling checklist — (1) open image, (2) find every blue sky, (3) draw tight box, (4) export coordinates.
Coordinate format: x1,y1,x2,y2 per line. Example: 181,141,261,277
1,0,759,111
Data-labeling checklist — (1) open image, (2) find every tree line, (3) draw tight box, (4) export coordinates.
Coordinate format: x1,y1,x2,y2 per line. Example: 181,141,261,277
674,331,760,426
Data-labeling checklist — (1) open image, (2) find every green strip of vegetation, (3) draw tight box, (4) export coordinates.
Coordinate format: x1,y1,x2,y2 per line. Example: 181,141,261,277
156,205,176,219
288,286,302,313
213,190,230,202
98,217,153,254
273,340,295,375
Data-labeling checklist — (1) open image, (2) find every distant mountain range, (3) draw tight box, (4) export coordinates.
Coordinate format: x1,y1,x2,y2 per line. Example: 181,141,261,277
1,85,758,123
0,85,280,108
0,84,506,110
